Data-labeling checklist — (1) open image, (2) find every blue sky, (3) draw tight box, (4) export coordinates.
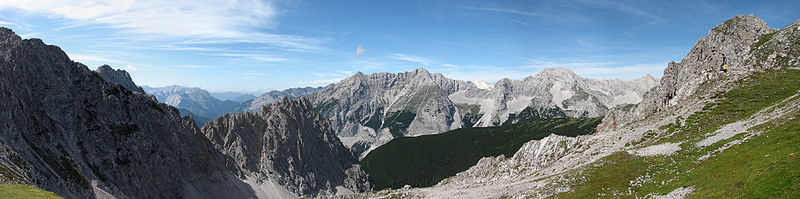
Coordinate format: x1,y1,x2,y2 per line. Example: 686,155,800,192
0,0,798,92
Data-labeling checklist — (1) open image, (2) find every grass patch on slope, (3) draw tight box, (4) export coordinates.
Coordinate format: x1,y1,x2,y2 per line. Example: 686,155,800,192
555,68,800,198
0,184,62,199
361,117,602,190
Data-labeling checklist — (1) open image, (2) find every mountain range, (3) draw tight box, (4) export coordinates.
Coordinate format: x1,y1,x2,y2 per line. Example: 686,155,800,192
307,67,658,157
0,27,368,198
1,14,797,199
354,14,800,198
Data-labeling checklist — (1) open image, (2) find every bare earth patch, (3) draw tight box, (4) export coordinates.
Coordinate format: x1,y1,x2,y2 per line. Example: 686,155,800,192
629,142,682,157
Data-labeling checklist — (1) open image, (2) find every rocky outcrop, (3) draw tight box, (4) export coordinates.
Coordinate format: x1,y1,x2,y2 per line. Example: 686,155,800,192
599,14,800,133
0,27,258,198
94,64,144,93
308,69,473,157
235,86,322,113
312,68,657,157
202,97,372,197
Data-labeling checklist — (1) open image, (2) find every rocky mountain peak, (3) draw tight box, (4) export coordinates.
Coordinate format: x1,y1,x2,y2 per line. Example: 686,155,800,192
599,15,797,133
532,67,579,81
95,64,144,93
202,96,372,197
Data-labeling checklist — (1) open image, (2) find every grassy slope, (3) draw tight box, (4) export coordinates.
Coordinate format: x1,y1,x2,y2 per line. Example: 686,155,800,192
361,117,602,189
555,68,800,198
0,184,62,199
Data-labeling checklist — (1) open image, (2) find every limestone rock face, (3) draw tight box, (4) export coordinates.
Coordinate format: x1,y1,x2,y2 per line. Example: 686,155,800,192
599,14,800,132
202,97,372,197
310,68,657,157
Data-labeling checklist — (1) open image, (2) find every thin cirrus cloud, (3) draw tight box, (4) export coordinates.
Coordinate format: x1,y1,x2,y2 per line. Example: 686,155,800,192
0,0,327,52
391,53,433,66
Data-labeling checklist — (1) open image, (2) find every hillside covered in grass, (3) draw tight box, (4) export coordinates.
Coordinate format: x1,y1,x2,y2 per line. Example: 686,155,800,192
556,68,800,198
361,117,602,189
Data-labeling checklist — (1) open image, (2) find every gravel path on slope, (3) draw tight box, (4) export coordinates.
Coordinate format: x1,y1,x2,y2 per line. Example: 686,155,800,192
696,93,800,147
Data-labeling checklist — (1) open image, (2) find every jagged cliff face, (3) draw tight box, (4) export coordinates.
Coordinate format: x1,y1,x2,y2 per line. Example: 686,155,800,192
308,69,473,157
599,14,797,132
310,68,657,157
0,27,372,199
638,14,773,114
0,27,258,198
202,97,372,197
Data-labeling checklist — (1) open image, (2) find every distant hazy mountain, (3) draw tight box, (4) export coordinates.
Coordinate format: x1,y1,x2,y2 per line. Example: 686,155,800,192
142,85,238,124
210,91,259,103
308,68,658,157
235,86,322,112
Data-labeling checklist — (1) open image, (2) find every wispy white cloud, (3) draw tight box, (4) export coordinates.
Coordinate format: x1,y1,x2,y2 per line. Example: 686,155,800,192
442,63,459,68
355,45,365,56
522,59,614,69
241,71,270,80
67,53,119,64
211,53,289,63
442,66,536,82
572,64,664,77
180,33,330,52
174,65,215,69
0,0,273,36
126,64,137,71
391,53,433,66
457,6,537,17
0,20,14,25
18,32,41,38
624,20,659,35
0,0,328,52
457,4,589,24
573,0,666,23
307,70,354,85
304,77,345,85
